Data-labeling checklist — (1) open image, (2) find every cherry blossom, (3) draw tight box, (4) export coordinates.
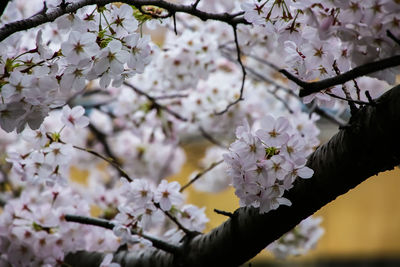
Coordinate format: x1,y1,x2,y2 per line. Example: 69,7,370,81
1,71,32,103
267,216,324,259
224,115,316,214
109,4,139,37
256,115,290,147
100,254,121,267
61,31,99,64
154,180,184,211
61,105,89,129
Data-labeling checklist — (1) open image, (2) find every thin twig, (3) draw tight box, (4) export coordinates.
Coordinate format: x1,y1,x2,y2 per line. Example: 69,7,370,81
313,107,346,128
72,145,133,181
64,214,180,254
332,61,358,115
353,79,361,101
215,25,246,115
50,133,133,182
221,49,298,98
222,50,346,126
80,99,115,109
365,91,376,105
222,50,295,113
308,101,318,118
153,93,189,100
242,52,281,71
326,92,371,106
192,0,201,9
213,209,234,218
199,127,226,148
88,123,129,182
387,30,400,46
123,82,188,122
153,203,196,236
269,87,294,114
180,159,223,192
172,12,178,35
221,50,346,126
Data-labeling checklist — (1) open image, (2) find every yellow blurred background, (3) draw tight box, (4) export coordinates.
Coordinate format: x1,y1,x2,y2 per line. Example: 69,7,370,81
169,140,400,264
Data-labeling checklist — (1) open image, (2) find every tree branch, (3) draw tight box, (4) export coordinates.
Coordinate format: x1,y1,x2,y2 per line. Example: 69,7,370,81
65,214,180,254
239,51,400,99
294,55,400,97
87,123,132,186
0,0,248,42
66,140,133,182
199,126,227,148
387,30,400,46
123,82,188,122
214,25,246,115
222,50,346,126
65,84,400,266
0,0,11,17
180,159,223,192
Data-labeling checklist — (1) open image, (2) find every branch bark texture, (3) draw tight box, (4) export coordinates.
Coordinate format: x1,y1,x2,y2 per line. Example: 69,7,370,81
0,0,247,42
284,55,400,97
65,84,400,266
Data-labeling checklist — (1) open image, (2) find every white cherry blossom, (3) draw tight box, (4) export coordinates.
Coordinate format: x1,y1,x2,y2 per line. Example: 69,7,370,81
61,31,99,64
61,105,89,129
154,180,184,211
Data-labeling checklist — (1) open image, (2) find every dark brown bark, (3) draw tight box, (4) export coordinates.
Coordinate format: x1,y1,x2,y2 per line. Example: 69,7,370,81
282,55,400,97
65,85,400,266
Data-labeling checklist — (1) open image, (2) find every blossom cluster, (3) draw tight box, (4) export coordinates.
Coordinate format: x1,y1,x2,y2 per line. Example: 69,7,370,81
172,57,294,137
113,178,208,244
133,30,218,92
0,3,152,133
107,125,186,182
0,186,119,266
6,105,89,187
241,0,400,106
267,216,324,259
224,115,315,214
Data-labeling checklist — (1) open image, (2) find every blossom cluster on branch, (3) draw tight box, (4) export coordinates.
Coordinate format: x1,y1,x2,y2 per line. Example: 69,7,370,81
0,2,152,133
224,114,317,214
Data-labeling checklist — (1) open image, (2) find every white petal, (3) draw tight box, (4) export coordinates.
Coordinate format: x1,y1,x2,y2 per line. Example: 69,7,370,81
298,166,314,179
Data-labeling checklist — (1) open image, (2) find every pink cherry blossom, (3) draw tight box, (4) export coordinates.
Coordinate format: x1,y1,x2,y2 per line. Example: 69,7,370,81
61,105,89,129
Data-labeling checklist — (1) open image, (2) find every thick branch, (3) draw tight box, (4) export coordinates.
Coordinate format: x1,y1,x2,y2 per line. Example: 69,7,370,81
240,51,400,98
65,214,180,254
294,55,400,97
66,84,400,266
0,0,247,42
